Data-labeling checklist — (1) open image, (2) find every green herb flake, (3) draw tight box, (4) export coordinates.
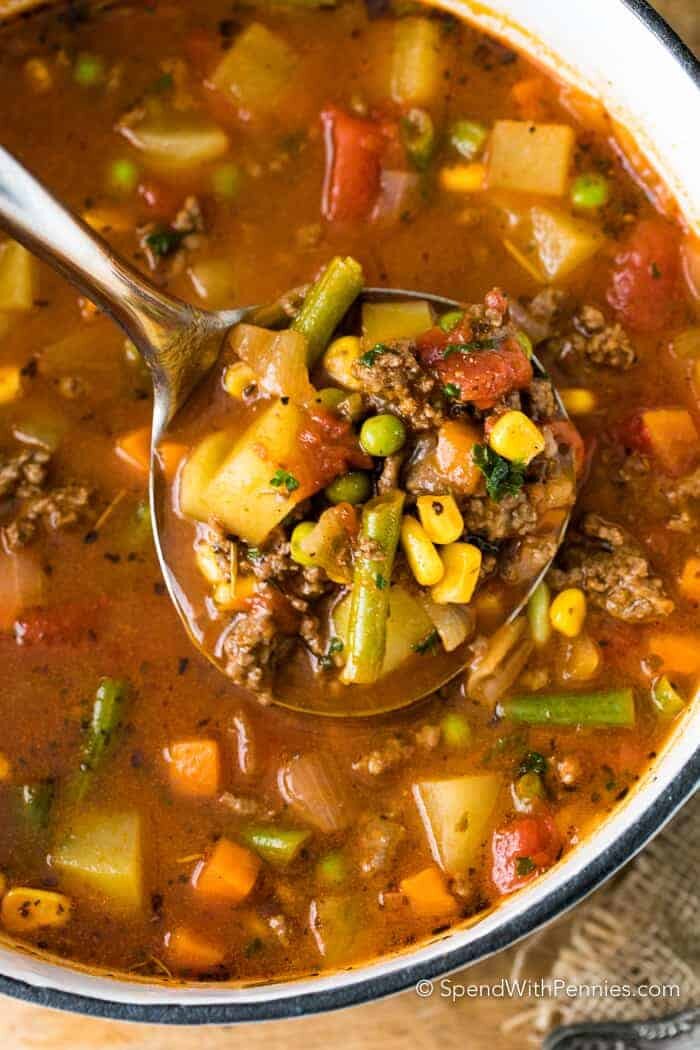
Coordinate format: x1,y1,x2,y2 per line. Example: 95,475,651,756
246,547,262,562
374,572,388,590
270,469,300,494
359,343,390,367
472,444,526,502
516,856,535,877
442,338,498,358
145,227,189,258
413,629,439,655
519,751,547,776
151,72,174,93
443,382,461,400
650,261,662,279
319,635,345,671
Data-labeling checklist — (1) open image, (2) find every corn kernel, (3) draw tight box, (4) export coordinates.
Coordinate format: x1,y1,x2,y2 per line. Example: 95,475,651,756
0,754,11,781
322,336,362,390
24,57,53,93
679,556,700,603
560,388,597,415
431,542,482,605
550,588,587,638
214,573,257,612
0,366,21,405
1,888,72,933
439,163,487,193
223,361,257,400
488,410,545,463
400,516,444,587
81,207,133,234
416,494,464,545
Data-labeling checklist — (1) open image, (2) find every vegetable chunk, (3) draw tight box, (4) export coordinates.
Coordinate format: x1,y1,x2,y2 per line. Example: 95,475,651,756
193,838,260,902
413,774,502,876
0,240,37,311
211,23,298,119
53,811,143,912
488,120,575,196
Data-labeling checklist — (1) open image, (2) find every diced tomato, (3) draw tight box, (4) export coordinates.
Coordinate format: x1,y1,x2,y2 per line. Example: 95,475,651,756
491,813,560,895
419,330,532,412
321,106,385,223
185,29,219,77
299,408,373,487
137,180,182,220
607,218,684,332
14,597,106,647
617,408,699,476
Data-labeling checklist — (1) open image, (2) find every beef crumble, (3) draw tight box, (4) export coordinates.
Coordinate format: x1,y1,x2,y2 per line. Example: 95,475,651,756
352,340,446,431
0,446,93,551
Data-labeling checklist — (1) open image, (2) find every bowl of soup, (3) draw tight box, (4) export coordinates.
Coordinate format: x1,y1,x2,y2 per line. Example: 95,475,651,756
0,0,698,1024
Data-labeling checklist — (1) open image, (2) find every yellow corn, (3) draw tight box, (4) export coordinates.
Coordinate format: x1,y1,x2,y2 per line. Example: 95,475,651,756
440,163,487,193
431,542,482,605
24,57,52,93
416,494,464,545
0,753,11,781
560,388,597,415
213,573,257,612
322,336,362,390
0,366,22,404
1,888,72,933
488,410,545,463
223,361,256,400
82,207,133,234
400,516,444,587
550,588,587,638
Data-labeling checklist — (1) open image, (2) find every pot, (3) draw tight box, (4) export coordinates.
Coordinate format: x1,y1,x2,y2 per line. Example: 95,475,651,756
0,0,698,1025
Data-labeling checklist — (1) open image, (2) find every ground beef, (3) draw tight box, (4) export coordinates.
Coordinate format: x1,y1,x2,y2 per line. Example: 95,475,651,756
526,377,558,421
552,305,637,371
668,466,700,504
376,452,404,494
248,528,331,601
352,723,441,776
222,586,296,700
0,448,50,500
1,443,92,553
352,340,446,431
548,513,674,622
510,288,573,344
462,490,538,542
500,534,559,586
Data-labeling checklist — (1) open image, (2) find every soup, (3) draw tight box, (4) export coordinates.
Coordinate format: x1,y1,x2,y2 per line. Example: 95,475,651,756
0,0,697,983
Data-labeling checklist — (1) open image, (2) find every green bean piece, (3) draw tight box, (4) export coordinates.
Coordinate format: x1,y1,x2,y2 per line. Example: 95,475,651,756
439,310,464,333
67,678,130,803
651,675,685,720
74,53,104,87
440,712,472,749
570,173,610,210
240,825,311,866
316,850,347,885
291,256,364,365
342,490,405,685
449,119,488,160
499,688,635,728
325,471,372,506
18,781,54,831
527,581,551,646
400,108,435,171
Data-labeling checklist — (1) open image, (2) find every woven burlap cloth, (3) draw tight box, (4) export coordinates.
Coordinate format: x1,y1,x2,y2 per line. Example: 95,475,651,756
503,792,700,1039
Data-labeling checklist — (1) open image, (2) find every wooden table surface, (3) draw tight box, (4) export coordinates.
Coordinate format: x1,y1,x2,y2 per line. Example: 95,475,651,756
1,2,697,1048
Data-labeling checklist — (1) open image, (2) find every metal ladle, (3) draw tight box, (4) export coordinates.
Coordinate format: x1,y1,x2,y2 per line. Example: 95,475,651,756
0,146,571,716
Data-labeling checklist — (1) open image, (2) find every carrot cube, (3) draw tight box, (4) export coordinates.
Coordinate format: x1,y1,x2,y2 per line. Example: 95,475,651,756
167,739,221,799
679,557,700,603
193,838,260,903
641,408,698,476
165,926,224,972
115,426,151,473
400,865,458,918
648,632,700,675
157,441,187,481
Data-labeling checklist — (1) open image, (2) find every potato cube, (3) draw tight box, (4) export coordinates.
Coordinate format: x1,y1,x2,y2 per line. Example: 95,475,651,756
488,120,575,196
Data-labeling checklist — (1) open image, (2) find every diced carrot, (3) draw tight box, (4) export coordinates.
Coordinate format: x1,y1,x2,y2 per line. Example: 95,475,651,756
193,838,261,903
0,551,44,631
679,557,700,603
115,427,151,474
157,441,187,481
435,420,483,495
167,739,221,799
648,632,700,676
511,76,549,120
640,408,698,476
165,926,225,972
400,865,458,918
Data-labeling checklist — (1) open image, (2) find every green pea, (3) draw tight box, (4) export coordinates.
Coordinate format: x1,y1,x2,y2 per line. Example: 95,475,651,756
211,162,242,199
316,850,347,885
108,158,139,194
400,108,435,171
74,53,105,87
440,712,472,749
325,471,372,506
290,521,317,567
439,310,464,333
449,119,488,160
314,387,346,412
360,414,406,457
570,173,610,210
515,330,533,359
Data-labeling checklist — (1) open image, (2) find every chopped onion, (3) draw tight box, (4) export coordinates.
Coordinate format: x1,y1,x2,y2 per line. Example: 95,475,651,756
298,504,355,584
420,594,474,652
230,324,315,405
278,753,352,833
372,170,421,225
0,551,45,631
466,617,534,704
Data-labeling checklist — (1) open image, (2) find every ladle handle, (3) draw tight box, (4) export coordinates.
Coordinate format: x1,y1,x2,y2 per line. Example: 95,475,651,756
0,145,218,424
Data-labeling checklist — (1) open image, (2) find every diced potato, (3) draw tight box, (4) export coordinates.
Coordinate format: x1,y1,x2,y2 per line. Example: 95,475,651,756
488,120,575,196
309,896,364,966
0,240,37,311
390,18,442,106
211,24,298,118
184,401,313,545
362,300,433,345
333,585,435,675
1,888,72,933
413,774,502,876
52,811,143,912
119,111,229,172
179,431,237,523
530,206,604,280
188,260,237,309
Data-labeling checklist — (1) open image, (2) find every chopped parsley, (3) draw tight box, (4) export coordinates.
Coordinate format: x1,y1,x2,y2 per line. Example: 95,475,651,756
519,751,547,776
319,636,344,670
442,338,498,358
464,533,501,557
151,71,174,93
145,227,190,258
413,630,439,655
246,547,262,562
516,856,535,877
443,382,461,399
650,261,662,279
359,343,389,367
270,469,300,494
374,572,388,590
472,444,526,502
